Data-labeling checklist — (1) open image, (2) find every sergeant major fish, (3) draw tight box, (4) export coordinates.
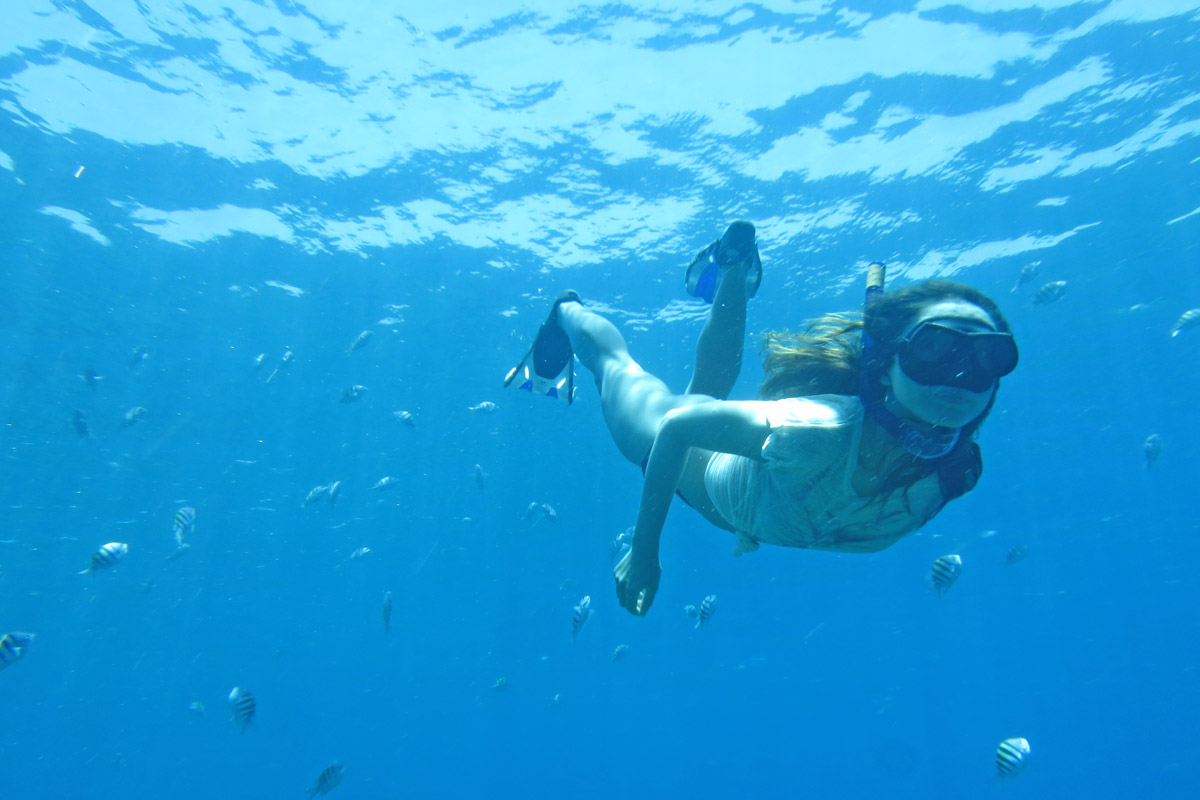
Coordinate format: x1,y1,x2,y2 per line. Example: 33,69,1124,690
0,632,34,671
339,385,367,404
347,328,373,354
307,763,345,798
121,407,147,428
393,410,416,428
371,476,399,492
1144,434,1163,468
611,644,629,662
72,410,91,440
173,507,196,546
1169,308,1200,337
1032,280,1067,305
1004,545,1029,566
995,737,1031,780
265,350,293,383
303,484,330,507
79,542,128,574
931,554,963,595
571,595,591,642
382,590,393,634
228,686,256,731
695,594,717,629
1011,263,1039,293
467,401,498,414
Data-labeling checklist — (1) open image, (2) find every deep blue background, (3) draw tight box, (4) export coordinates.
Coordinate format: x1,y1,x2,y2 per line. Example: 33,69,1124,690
2,3,1199,798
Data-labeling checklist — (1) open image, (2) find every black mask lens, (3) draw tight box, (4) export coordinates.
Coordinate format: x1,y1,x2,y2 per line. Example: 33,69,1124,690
899,323,1017,391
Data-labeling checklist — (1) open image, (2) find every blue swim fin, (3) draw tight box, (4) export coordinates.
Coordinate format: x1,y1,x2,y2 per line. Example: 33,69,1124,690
503,291,581,403
684,220,762,304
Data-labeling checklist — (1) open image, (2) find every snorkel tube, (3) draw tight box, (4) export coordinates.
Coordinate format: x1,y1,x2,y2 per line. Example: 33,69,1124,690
859,262,962,459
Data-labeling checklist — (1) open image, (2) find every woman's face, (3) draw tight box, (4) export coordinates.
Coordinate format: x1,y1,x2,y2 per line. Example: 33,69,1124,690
883,300,999,428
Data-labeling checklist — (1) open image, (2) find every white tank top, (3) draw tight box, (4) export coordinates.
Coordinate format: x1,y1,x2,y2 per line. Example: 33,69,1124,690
703,395,944,555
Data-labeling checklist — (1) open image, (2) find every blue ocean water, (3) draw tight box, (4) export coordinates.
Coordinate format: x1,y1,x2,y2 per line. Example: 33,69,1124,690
2,1,1199,797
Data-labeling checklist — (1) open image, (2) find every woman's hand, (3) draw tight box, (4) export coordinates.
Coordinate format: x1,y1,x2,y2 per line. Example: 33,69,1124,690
614,546,662,616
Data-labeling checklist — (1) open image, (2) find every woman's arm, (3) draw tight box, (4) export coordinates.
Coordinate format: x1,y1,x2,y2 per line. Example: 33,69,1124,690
614,400,771,615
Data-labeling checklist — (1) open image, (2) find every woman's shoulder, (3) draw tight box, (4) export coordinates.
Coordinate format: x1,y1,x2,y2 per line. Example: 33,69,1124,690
758,395,862,466
760,394,863,429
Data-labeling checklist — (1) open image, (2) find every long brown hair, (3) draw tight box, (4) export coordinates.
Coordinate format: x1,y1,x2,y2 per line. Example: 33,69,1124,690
758,279,1014,503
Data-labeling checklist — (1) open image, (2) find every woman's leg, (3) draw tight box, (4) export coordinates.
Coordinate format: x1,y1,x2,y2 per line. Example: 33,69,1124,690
685,258,751,399
559,301,706,465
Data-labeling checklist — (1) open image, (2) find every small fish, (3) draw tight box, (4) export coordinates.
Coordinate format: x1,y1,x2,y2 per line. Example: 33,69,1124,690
307,763,345,798
541,503,558,522
228,686,256,731
72,410,91,439
382,591,393,634
571,595,591,642
394,410,416,428
931,554,963,595
81,368,102,387
173,506,196,546
348,328,374,354
187,701,206,717
468,401,498,414
339,385,367,404
79,542,128,574
121,406,147,428
1011,263,1039,292
0,632,34,671
1032,280,1067,305
371,476,399,492
521,501,540,520
1004,545,1029,566
611,644,629,662
610,527,633,562
252,353,266,371
129,348,149,369
303,484,330,507
326,480,342,507
995,737,1031,780
683,604,698,620
348,547,372,560
1144,433,1163,468
550,693,561,707
1169,308,1200,337
696,594,717,629
166,543,191,560
473,464,487,492
265,350,293,383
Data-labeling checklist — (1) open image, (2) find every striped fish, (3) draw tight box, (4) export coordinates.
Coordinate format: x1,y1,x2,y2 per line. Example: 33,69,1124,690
1004,545,1029,567
0,632,34,671
79,542,128,574
695,594,718,629
611,644,629,662
173,507,196,545
307,763,345,797
228,686,256,731
931,554,962,595
571,595,591,642
381,591,393,634
995,737,1030,779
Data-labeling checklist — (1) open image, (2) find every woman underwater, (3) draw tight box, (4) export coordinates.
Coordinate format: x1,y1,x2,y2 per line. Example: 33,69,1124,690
505,221,1019,616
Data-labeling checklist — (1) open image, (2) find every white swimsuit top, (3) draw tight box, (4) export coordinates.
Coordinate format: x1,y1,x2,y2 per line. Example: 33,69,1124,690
703,395,945,555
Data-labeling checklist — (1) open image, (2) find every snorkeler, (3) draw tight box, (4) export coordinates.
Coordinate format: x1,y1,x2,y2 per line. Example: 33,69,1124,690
507,221,1018,616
